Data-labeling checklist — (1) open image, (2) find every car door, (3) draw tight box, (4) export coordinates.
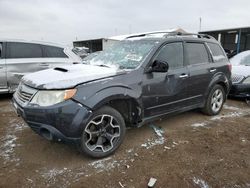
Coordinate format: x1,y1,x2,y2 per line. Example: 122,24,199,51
41,45,72,68
184,42,214,105
0,42,7,90
5,42,43,89
142,42,190,118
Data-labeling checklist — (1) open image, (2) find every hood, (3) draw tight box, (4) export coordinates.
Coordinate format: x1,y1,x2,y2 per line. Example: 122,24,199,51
22,64,124,89
232,65,250,77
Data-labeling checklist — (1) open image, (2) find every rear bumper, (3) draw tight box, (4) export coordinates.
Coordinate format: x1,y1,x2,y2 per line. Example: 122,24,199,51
12,97,92,144
229,83,250,98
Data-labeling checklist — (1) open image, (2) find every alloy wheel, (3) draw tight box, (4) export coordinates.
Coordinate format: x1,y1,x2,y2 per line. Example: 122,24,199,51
84,114,121,153
211,89,223,113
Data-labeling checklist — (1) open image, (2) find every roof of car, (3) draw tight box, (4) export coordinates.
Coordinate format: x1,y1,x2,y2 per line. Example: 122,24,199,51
123,32,218,44
0,38,65,48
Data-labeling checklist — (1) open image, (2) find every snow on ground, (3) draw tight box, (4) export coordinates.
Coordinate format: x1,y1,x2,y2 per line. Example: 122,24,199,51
0,119,27,165
193,177,210,188
191,122,207,127
210,111,243,121
190,104,248,128
141,124,165,149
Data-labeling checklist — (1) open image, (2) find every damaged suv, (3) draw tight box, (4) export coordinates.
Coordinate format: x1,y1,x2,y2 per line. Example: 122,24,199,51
13,32,231,158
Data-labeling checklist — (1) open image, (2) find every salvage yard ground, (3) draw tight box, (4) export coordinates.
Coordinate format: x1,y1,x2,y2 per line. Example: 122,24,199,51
0,94,250,188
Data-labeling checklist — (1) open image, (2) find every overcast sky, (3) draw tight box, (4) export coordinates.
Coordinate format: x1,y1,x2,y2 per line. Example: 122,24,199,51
0,0,249,46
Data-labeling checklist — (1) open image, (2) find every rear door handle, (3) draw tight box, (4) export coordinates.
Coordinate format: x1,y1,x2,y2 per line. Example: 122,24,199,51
39,63,49,67
209,68,217,73
179,74,189,78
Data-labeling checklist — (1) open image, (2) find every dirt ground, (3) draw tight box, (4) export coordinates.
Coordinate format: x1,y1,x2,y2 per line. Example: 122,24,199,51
0,94,250,188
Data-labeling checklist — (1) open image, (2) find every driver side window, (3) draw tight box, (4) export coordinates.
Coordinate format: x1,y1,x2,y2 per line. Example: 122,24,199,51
154,42,184,70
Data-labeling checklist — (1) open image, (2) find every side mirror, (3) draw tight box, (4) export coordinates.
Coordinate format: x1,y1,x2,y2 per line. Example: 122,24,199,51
150,60,169,73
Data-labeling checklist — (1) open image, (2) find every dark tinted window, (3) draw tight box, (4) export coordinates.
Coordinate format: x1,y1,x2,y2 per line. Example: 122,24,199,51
207,42,227,62
7,42,42,58
155,42,183,69
43,45,67,58
185,43,209,65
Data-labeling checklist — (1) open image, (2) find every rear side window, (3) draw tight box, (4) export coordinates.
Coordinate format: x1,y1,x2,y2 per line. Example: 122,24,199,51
155,42,183,70
7,42,43,58
43,45,67,58
207,43,227,62
185,43,209,65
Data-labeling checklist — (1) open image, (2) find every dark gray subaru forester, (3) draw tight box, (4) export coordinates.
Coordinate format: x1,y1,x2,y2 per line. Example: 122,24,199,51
13,32,231,158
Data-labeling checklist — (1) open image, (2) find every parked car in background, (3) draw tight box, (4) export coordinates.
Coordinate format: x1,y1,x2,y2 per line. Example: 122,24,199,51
230,50,250,98
0,40,82,93
13,32,231,158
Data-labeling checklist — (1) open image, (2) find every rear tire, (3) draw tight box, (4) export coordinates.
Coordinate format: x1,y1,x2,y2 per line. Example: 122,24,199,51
80,106,126,158
202,84,225,116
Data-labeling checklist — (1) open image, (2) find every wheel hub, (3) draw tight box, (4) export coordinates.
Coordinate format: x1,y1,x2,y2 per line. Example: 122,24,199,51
84,114,120,153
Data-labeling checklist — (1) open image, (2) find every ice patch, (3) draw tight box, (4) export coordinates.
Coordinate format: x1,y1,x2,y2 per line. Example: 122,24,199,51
193,177,210,188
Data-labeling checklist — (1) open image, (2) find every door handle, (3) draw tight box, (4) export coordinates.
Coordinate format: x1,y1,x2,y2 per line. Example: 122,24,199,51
0,66,3,69
39,63,49,67
179,74,188,78
209,68,217,73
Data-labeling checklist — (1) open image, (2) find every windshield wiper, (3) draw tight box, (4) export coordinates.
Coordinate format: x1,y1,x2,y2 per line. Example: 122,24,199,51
93,64,114,68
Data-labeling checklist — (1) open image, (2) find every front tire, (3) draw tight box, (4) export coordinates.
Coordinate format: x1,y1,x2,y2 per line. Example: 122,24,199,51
202,84,225,116
80,106,126,158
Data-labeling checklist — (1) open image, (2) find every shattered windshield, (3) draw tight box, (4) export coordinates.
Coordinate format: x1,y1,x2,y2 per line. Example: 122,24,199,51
85,40,156,69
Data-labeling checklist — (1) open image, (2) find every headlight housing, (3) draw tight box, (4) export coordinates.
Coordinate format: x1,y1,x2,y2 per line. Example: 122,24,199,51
243,77,250,84
30,89,77,107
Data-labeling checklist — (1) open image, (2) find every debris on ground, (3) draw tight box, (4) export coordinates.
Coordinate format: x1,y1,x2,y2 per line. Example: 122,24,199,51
149,124,164,137
148,177,157,188
119,181,124,188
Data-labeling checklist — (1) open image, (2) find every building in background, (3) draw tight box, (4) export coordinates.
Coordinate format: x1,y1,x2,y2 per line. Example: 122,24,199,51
200,27,250,55
73,28,187,53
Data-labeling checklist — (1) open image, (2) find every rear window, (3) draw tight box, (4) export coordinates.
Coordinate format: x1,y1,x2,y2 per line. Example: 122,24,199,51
42,45,67,58
207,43,227,62
185,43,209,65
7,42,43,58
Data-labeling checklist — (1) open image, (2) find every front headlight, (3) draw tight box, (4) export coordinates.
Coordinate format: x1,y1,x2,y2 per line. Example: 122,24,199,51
243,77,250,84
30,89,77,107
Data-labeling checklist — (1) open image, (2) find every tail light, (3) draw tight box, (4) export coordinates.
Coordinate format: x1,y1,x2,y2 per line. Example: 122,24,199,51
227,63,232,72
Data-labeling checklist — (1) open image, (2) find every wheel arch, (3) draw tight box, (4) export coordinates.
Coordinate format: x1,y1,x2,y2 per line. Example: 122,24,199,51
83,87,143,127
205,73,230,99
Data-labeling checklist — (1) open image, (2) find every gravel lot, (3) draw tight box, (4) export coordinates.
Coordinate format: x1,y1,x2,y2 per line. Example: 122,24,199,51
0,94,250,188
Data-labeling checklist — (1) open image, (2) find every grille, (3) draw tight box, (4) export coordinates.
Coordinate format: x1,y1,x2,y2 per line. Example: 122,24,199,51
231,74,244,83
15,84,37,104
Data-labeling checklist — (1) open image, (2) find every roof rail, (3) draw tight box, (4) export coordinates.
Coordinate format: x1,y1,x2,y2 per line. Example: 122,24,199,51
125,31,215,40
125,31,179,39
173,32,216,40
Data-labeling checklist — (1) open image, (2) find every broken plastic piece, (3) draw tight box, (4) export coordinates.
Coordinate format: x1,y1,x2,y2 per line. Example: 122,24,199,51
148,177,157,187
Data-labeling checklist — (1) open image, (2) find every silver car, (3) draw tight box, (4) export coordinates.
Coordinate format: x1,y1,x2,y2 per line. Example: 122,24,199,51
230,50,250,97
0,39,81,94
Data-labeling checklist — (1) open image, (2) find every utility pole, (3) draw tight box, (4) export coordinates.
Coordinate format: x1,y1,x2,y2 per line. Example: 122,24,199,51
199,17,202,32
